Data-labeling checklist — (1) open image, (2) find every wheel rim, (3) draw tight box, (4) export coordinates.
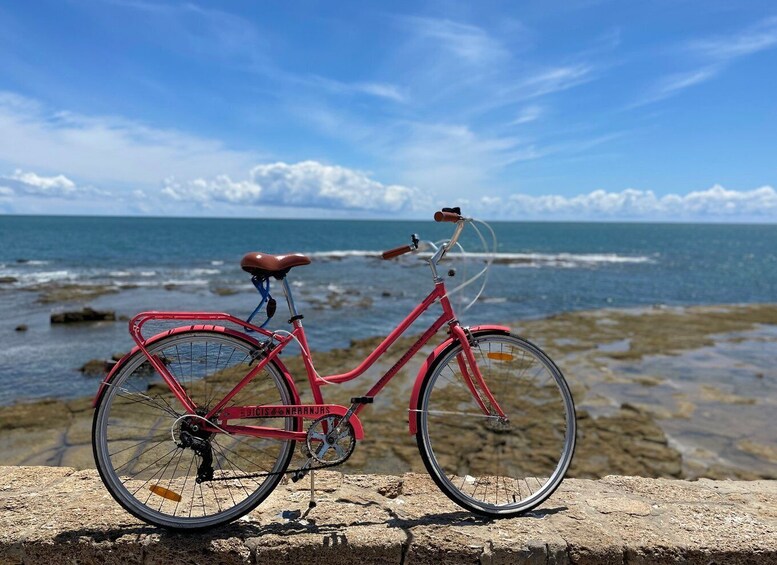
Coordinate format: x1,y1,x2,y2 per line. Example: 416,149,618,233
93,332,294,528
419,335,575,514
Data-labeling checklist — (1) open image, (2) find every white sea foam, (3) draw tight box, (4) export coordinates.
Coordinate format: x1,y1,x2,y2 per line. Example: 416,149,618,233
21,270,74,283
505,252,653,268
479,297,508,304
309,250,381,260
190,268,221,276
210,260,225,266
308,249,654,267
161,279,209,286
326,283,346,294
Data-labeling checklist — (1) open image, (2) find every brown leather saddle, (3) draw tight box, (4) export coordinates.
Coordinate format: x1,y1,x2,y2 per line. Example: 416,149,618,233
240,252,310,279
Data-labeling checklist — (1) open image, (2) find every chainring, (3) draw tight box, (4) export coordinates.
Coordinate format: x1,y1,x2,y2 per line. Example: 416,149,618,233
305,415,356,465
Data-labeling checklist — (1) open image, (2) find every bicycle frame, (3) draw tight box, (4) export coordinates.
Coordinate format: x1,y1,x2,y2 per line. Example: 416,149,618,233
102,278,505,444
95,215,505,445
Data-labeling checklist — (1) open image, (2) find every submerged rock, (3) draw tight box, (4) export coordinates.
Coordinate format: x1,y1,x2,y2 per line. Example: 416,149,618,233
51,307,116,324
36,284,120,304
80,359,113,376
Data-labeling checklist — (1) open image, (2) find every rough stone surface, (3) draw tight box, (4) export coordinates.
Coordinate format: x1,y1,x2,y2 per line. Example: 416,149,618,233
0,467,775,564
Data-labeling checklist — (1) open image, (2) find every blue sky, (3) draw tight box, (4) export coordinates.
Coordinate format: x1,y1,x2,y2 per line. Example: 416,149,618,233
0,0,776,221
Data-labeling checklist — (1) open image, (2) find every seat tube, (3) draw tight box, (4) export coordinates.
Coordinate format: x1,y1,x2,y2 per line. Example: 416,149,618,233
280,277,325,403
280,277,300,319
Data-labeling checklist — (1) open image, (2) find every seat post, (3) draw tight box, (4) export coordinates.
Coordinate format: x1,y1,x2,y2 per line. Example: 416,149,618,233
280,277,301,322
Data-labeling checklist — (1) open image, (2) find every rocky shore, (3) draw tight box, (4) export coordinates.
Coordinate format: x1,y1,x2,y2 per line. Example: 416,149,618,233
1,303,776,481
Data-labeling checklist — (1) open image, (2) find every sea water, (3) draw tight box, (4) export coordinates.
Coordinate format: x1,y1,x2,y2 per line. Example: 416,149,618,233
1,215,776,404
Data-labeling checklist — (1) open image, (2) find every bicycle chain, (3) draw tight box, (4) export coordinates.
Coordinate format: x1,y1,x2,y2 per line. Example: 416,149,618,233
205,413,356,482
206,457,345,482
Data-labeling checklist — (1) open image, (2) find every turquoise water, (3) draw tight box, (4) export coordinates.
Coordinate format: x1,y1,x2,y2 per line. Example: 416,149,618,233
1,215,777,403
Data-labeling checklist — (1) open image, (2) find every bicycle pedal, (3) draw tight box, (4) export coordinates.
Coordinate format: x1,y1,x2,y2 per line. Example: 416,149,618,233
350,396,374,404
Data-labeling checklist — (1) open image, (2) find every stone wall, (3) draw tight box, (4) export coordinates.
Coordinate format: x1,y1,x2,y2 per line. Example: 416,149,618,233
0,466,775,564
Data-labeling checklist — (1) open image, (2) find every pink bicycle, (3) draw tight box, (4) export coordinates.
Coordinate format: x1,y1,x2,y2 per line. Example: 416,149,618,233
92,209,576,529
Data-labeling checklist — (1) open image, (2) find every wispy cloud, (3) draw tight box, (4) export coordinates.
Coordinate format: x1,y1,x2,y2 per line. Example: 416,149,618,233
510,104,544,125
635,17,777,106
689,16,777,59
105,0,269,68
512,64,594,101
303,76,407,103
633,67,719,107
354,82,407,102
399,16,510,64
284,16,606,200
0,91,260,185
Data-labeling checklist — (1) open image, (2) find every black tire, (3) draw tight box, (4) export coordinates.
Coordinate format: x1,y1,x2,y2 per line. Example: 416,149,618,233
415,331,576,517
92,330,297,530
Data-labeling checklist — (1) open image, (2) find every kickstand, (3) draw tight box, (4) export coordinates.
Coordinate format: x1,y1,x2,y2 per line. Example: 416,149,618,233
301,469,317,518
309,469,316,508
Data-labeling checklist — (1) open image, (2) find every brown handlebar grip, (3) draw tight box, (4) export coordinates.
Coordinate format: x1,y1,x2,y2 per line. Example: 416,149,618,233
381,245,413,260
434,210,461,223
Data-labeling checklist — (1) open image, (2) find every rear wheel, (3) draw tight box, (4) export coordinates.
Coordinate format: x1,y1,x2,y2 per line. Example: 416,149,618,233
416,331,576,517
92,331,296,530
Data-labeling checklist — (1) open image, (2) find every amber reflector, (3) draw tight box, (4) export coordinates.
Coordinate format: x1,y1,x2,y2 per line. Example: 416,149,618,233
149,485,182,502
487,352,514,362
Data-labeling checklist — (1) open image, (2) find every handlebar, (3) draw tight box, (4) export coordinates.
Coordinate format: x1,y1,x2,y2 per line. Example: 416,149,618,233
381,245,414,260
382,211,466,260
434,210,462,223
379,209,495,312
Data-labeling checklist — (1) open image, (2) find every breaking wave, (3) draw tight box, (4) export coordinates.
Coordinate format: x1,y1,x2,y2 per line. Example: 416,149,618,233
308,250,654,268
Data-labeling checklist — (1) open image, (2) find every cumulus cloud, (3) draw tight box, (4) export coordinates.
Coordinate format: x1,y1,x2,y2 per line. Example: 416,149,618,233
163,161,419,212
0,170,87,198
472,185,777,221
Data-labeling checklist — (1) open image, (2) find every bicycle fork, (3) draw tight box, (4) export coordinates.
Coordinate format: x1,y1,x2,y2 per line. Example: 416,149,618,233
450,326,506,420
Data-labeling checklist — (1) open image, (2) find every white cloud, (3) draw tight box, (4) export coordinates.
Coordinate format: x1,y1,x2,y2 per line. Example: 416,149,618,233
401,17,509,64
511,104,544,125
470,185,777,221
354,82,406,102
636,17,777,107
689,17,777,60
512,64,594,100
0,169,85,198
163,161,419,212
0,91,260,186
635,67,719,106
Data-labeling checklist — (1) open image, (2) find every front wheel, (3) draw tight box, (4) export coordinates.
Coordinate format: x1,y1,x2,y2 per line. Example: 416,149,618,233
415,331,576,517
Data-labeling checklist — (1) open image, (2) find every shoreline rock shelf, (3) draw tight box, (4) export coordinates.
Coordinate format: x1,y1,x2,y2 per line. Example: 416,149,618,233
0,467,774,564
50,307,116,324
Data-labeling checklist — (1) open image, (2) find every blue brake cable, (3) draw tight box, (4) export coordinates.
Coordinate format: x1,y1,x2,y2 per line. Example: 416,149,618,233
246,276,275,330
